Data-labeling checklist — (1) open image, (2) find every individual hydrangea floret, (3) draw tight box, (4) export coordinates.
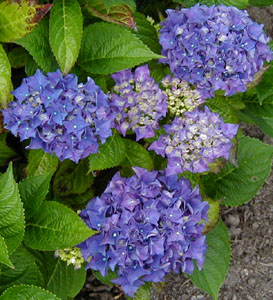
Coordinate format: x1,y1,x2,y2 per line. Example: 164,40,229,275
161,75,204,116
78,167,209,296
110,65,168,140
159,4,273,98
149,107,239,175
2,69,115,162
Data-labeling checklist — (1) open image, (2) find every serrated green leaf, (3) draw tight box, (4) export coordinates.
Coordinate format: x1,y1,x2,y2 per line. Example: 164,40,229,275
0,1,51,42
8,47,29,69
0,236,14,268
190,219,230,300
127,283,152,300
0,284,61,300
53,158,94,197
78,22,162,75
49,0,83,74
102,0,136,11
94,269,117,286
24,201,95,251
0,44,12,108
26,149,59,177
89,132,126,172
134,12,161,54
19,172,53,220
203,134,273,206
122,139,154,170
15,17,58,73
203,198,220,234
256,66,273,105
0,246,43,293
25,55,39,76
47,259,86,299
0,163,25,254
0,133,16,166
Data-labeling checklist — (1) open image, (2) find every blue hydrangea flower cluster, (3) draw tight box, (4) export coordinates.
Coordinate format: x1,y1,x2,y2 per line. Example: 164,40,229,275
79,167,208,296
110,65,168,140
149,107,239,175
161,75,204,116
159,4,273,99
2,69,115,162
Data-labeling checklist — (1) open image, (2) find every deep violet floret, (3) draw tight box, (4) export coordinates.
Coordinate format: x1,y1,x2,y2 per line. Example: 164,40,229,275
159,4,273,99
2,69,115,162
110,65,168,140
149,107,239,175
78,167,209,296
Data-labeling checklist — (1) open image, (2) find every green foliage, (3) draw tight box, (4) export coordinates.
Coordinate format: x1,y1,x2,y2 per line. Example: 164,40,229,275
0,1,51,42
0,45,12,108
8,47,29,69
19,172,54,220
0,164,25,255
203,134,273,206
102,0,136,11
89,132,126,172
0,133,16,166
190,220,230,300
0,246,43,293
127,283,152,300
0,285,61,300
256,66,273,105
94,269,117,285
26,150,59,177
24,201,95,251
0,236,14,269
249,0,273,6
15,17,59,73
78,22,162,74
49,0,83,74
174,0,248,9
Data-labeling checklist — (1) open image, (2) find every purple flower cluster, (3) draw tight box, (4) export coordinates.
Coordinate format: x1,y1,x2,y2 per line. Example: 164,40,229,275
159,4,273,99
2,69,115,162
110,65,168,140
149,107,239,175
79,167,208,296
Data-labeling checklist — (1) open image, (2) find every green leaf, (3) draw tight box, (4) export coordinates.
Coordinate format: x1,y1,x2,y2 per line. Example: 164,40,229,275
127,283,152,300
0,44,12,108
54,159,94,197
0,133,16,166
190,220,230,300
15,17,58,73
94,269,117,286
89,132,126,172
134,12,161,54
0,236,14,268
0,163,25,254
203,134,273,206
0,285,61,300
78,22,162,75
47,259,86,299
256,66,273,105
49,0,83,74
0,246,43,293
0,1,52,42
174,0,249,9
19,172,53,220
24,201,95,251
26,149,59,177
122,139,154,170
102,0,136,11
249,0,273,6
8,47,29,69
25,55,39,76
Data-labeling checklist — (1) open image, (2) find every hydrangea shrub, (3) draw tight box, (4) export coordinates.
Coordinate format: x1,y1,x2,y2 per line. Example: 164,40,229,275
0,0,273,300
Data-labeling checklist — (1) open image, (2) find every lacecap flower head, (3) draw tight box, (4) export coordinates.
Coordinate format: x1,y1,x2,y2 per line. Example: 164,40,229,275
159,4,273,99
78,167,208,296
149,107,239,175
110,65,168,140
2,69,115,163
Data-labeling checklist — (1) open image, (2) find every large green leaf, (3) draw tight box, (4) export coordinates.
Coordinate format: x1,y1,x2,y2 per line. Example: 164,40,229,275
0,1,51,42
249,0,273,6
78,22,162,75
190,220,230,300
0,133,16,166
54,158,94,197
0,246,43,293
24,201,95,251
256,66,273,105
19,172,53,220
47,259,86,299
127,283,152,300
0,236,14,269
89,132,126,172
15,17,58,73
0,163,25,254
0,45,12,108
0,285,61,300
203,134,273,206
49,0,83,74
102,0,136,11
26,149,59,177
